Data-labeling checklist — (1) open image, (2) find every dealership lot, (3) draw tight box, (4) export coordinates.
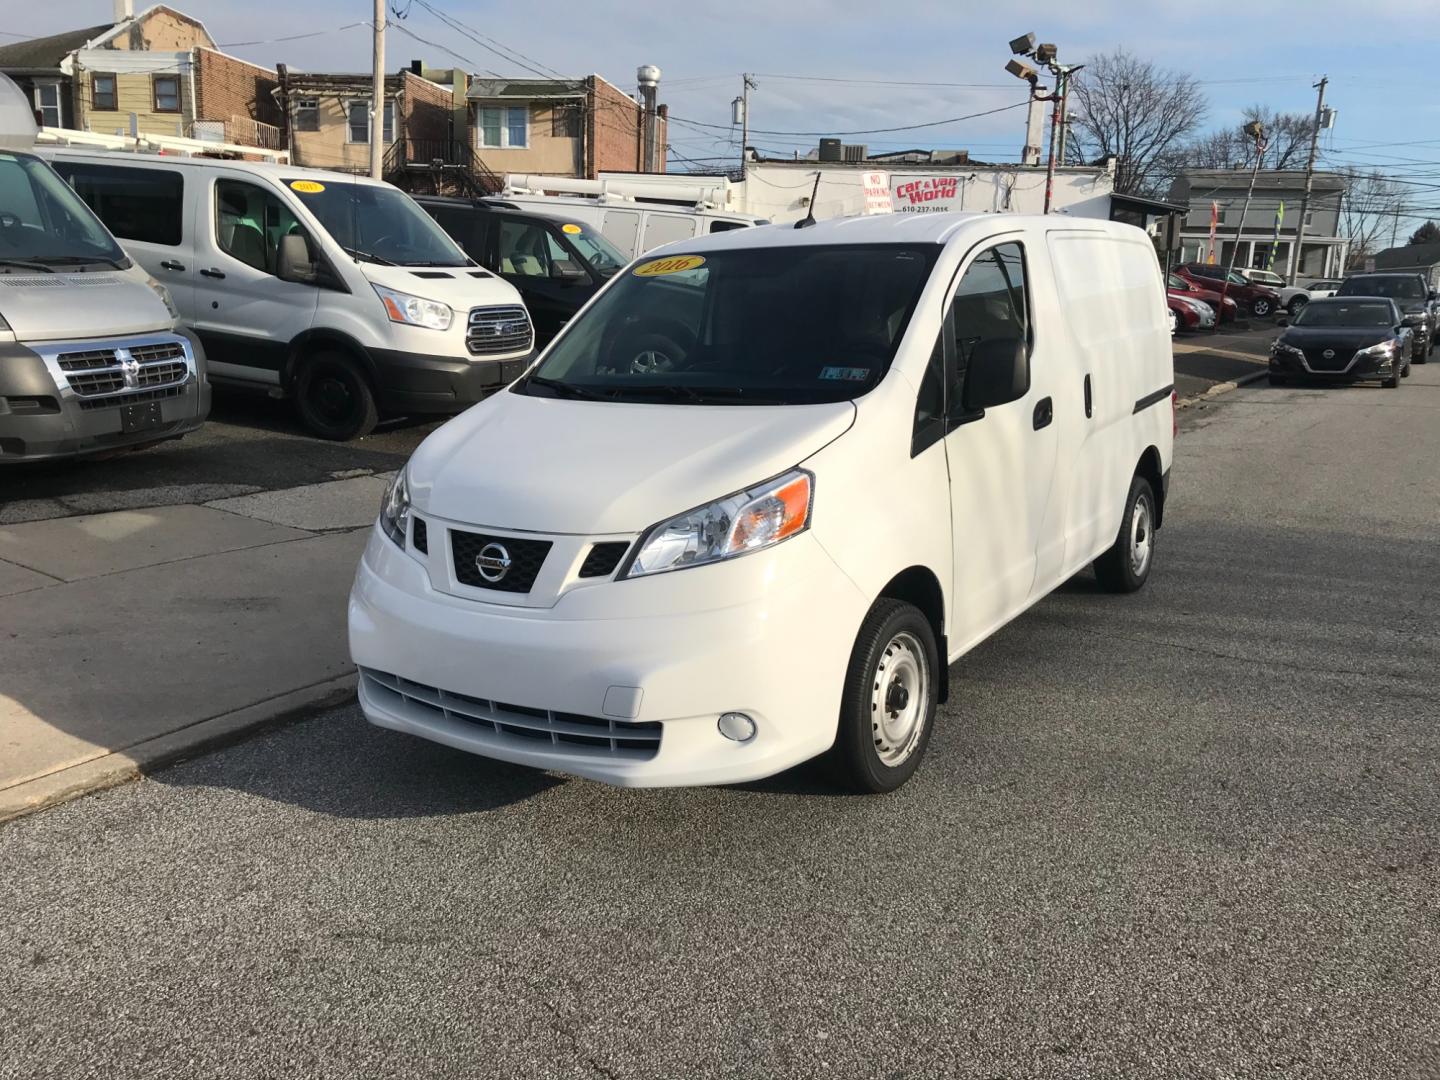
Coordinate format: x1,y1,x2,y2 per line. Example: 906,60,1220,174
2,369,1436,1078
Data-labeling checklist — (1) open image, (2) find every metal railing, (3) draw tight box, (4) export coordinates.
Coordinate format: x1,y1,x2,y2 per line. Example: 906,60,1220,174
383,137,502,196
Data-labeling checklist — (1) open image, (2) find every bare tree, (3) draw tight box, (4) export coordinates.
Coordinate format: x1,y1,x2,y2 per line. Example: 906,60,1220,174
1337,168,1404,268
1065,49,1207,196
1173,107,1314,173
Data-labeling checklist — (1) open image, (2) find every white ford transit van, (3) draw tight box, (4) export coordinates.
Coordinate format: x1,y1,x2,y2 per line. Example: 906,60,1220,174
349,212,1175,792
1,78,207,463
42,151,533,440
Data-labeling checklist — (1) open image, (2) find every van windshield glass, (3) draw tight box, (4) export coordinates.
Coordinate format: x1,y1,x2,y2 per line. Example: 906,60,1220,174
0,152,126,269
285,179,469,267
562,224,625,277
515,243,939,405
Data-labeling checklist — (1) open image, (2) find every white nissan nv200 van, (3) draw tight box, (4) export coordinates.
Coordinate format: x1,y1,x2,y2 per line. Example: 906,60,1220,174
349,213,1175,793
43,151,533,440
1,78,207,462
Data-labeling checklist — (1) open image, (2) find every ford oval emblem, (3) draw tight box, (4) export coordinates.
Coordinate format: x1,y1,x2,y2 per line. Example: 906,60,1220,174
476,542,511,583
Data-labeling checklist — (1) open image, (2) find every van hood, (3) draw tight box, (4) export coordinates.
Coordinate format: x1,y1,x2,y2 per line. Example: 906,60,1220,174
358,263,523,313
409,390,856,535
0,273,174,341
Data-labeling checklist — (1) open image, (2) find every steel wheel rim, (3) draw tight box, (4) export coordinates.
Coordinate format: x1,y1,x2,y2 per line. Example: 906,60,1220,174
1129,495,1153,577
871,631,928,767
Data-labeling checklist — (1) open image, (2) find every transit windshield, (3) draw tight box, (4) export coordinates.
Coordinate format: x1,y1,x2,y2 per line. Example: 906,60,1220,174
515,244,939,406
285,178,471,267
0,151,127,269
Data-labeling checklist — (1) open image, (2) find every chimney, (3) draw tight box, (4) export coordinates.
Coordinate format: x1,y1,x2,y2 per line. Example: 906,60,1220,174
637,64,660,173
1021,96,1045,166
114,0,134,22
410,60,423,76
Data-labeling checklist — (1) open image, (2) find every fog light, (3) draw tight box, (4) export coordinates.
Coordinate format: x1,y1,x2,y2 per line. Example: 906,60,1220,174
717,712,757,743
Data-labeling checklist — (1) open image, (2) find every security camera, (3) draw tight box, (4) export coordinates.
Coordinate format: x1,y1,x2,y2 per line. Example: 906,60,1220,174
1008,32,1037,55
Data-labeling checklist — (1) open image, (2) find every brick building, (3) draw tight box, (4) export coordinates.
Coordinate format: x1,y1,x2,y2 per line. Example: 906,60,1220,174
193,48,283,149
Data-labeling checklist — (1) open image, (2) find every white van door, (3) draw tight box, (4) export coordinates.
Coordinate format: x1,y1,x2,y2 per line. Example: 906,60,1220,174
190,172,320,384
639,212,697,255
600,209,641,259
941,238,1059,646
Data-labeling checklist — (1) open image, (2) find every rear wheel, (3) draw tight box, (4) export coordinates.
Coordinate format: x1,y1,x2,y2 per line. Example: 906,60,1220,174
1094,474,1157,594
1287,295,1308,316
294,352,379,441
1252,297,1274,318
833,599,939,794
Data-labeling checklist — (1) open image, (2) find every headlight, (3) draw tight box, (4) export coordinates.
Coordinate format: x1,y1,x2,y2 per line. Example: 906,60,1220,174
1271,341,1303,355
373,284,453,331
1358,340,1397,358
145,275,180,320
622,469,813,579
379,466,412,548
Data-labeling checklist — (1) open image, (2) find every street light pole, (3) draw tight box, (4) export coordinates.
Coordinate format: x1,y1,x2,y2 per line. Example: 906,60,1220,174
1218,122,1267,316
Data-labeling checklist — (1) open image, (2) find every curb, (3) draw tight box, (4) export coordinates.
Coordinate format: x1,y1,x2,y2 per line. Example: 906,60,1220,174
0,673,358,825
1176,369,1269,410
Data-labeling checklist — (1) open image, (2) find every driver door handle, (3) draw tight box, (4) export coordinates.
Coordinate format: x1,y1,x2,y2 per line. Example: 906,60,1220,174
199,267,226,279
160,259,185,271
1033,396,1053,431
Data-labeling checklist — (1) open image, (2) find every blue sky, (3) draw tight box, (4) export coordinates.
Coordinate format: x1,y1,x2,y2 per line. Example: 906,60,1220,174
11,0,1440,221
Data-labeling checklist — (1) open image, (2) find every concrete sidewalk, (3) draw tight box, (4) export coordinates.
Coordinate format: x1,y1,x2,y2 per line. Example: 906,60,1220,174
1172,325,1274,399
0,476,389,821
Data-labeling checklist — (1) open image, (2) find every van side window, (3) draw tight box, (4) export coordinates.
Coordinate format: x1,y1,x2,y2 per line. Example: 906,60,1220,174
215,179,304,276
641,214,696,251
497,218,566,277
948,241,1029,416
52,162,183,246
911,331,947,455
710,220,748,233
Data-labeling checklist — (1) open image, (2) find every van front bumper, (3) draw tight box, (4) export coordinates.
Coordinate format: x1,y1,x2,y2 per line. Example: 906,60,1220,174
371,347,533,416
347,524,869,787
0,332,209,463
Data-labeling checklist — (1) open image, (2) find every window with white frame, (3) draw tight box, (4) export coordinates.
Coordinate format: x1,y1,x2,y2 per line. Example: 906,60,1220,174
33,82,61,127
478,105,529,149
347,99,395,144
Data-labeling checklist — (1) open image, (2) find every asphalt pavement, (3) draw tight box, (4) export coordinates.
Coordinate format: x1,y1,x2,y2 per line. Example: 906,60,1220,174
2,368,1439,1079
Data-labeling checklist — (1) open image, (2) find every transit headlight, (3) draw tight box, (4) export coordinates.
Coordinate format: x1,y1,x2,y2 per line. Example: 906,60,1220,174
373,284,453,331
622,469,813,578
379,465,412,548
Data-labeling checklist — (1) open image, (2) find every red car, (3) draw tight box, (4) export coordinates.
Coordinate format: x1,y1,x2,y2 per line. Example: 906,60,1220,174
1175,262,1282,318
1167,292,1213,333
1167,273,1239,324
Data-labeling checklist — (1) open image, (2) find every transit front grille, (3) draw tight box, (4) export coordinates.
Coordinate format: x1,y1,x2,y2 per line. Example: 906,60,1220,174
1304,347,1354,372
466,304,533,356
578,541,630,578
450,529,551,593
360,669,662,760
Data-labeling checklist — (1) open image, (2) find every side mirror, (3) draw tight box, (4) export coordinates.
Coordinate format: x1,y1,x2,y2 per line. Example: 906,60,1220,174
277,233,316,284
963,337,1029,412
550,259,587,283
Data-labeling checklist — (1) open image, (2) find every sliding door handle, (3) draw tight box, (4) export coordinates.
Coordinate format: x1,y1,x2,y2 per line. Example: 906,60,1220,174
160,259,185,271
199,268,226,279
1084,373,1093,419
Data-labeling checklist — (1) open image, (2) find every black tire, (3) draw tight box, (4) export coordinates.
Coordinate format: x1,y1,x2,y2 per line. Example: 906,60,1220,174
1402,359,1412,378
1252,297,1274,318
832,598,939,794
1268,373,1286,386
1093,474,1157,594
1287,295,1308,316
293,352,379,441
1385,364,1401,389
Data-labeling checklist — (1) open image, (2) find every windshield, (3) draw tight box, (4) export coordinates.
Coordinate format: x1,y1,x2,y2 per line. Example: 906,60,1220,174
0,151,126,269
1337,275,1424,301
562,223,626,277
284,178,469,267
1293,301,1395,328
516,243,939,406
1167,274,1190,289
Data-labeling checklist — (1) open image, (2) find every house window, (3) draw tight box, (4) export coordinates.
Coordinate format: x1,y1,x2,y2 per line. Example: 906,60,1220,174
347,99,395,144
91,73,117,111
294,97,319,132
479,105,528,148
33,82,61,127
152,75,180,113
551,104,580,138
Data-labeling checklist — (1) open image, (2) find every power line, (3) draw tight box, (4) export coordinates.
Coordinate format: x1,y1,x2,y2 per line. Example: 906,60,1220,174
217,23,369,48
410,0,567,80
667,99,1029,138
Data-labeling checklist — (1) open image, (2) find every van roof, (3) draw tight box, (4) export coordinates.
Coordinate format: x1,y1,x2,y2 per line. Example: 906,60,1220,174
651,211,1127,255
36,148,392,189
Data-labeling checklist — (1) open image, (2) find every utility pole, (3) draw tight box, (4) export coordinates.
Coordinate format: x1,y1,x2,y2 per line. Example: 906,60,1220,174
1055,68,1071,166
739,73,755,179
369,0,385,179
1288,75,1327,285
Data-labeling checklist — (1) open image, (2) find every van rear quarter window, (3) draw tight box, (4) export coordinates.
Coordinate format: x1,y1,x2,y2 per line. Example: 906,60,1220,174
52,162,183,247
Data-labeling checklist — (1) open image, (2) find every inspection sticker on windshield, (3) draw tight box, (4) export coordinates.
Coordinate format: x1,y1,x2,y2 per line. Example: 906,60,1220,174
561,223,583,234
634,255,706,277
290,180,325,194
820,366,871,382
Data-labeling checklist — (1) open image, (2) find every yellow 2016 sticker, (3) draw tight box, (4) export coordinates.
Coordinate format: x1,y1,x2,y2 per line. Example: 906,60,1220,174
561,223,583,234
290,180,325,194
633,255,706,277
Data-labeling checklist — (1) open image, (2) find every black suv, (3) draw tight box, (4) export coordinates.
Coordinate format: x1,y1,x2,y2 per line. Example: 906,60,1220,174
414,196,628,346
1335,272,1437,362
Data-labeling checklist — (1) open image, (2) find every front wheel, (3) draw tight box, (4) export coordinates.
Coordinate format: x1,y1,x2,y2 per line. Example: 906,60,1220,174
1252,297,1274,318
833,599,939,794
1093,475,1157,594
293,352,379,441
1287,295,1308,316
1385,364,1401,389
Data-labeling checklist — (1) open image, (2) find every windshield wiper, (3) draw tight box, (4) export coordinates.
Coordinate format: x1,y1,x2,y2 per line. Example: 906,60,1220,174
35,254,126,269
342,247,396,266
611,384,786,405
0,258,55,273
522,375,608,401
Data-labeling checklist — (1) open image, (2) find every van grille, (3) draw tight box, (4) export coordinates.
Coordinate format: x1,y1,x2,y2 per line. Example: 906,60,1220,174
466,305,532,356
76,385,184,411
57,344,191,399
451,529,551,593
360,669,662,760
129,342,186,363
58,350,118,371
578,542,630,578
